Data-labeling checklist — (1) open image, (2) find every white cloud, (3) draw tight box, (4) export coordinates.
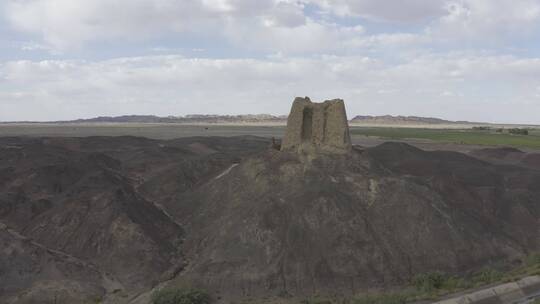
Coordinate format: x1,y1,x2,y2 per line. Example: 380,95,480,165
223,18,366,53
4,0,303,50
2,53,540,123
5,0,540,53
3,0,372,54
432,0,540,42
311,0,448,23
261,1,307,27
5,0,215,49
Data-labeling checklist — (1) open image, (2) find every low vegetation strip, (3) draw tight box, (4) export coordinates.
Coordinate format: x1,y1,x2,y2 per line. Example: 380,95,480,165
300,253,540,304
152,288,211,304
350,127,540,149
153,254,540,304
433,276,540,304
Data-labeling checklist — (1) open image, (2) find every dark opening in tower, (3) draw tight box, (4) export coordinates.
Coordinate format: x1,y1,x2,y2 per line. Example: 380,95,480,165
301,107,313,143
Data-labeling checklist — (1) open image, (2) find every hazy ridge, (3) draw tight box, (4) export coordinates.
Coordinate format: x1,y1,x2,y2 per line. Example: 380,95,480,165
3,114,483,125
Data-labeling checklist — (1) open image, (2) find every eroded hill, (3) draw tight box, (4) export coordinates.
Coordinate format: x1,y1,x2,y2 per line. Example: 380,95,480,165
164,143,539,301
0,136,268,303
0,136,538,303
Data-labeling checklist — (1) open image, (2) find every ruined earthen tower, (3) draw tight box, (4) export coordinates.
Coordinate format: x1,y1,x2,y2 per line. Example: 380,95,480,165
281,97,352,153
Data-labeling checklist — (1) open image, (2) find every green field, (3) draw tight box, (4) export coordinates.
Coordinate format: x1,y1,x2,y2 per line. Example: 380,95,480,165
350,127,540,149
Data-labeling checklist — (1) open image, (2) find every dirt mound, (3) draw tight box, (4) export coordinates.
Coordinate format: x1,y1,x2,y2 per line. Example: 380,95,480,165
470,147,524,158
470,147,540,170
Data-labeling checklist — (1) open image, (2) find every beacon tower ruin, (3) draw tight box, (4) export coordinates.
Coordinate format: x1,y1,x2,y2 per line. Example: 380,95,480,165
281,97,352,153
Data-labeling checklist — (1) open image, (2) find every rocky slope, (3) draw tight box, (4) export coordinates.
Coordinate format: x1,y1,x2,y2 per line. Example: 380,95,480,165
0,136,539,303
0,136,268,303
163,143,539,301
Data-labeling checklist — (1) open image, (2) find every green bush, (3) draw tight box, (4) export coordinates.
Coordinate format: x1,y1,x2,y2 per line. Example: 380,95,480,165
526,252,540,267
354,294,408,304
151,288,210,304
300,299,333,304
508,128,529,135
439,276,469,291
412,272,447,292
471,268,503,285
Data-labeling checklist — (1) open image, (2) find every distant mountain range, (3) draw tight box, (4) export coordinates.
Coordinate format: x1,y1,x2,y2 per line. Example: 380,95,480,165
56,114,288,124
349,115,481,125
4,114,483,125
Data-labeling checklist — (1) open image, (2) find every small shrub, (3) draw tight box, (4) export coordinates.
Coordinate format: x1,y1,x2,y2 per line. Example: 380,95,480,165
508,128,529,135
300,300,333,304
90,297,103,304
354,294,408,304
472,126,491,131
412,272,447,292
151,288,210,304
471,268,503,285
439,276,470,291
525,252,540,267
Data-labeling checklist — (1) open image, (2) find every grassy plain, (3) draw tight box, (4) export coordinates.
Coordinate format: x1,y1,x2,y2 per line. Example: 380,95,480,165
2,123,540,150
350,127,540,149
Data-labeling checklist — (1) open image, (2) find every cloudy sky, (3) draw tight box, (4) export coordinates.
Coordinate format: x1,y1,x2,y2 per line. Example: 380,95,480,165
1,0,540,123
